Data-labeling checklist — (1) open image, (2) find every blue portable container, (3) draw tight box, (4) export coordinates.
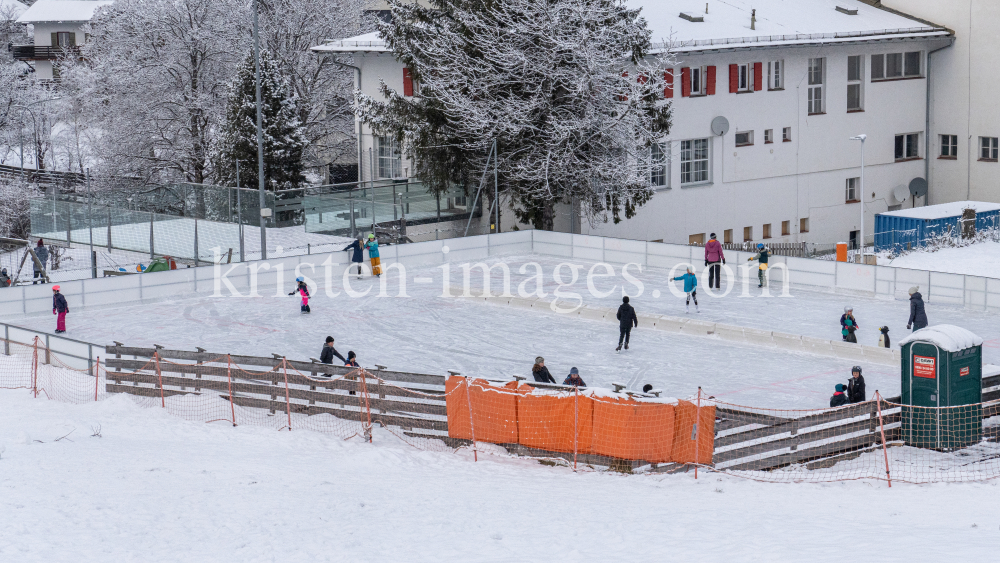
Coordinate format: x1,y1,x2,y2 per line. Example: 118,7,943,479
874,201,1000,253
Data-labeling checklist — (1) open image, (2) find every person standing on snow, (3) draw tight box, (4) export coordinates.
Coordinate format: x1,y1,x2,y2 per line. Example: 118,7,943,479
747,243,770,288
830,384,849,407
288,277,310,313
907,287,928,332
672,267,699,313
847,366,866,403
532,356,556,384
52,285,68,333
33,239,49,284
563,367,586,387
616,296,638,351
320,336,347,365
343,237,365,279
364,233,382,277
840,307,859,342
704,233,725,290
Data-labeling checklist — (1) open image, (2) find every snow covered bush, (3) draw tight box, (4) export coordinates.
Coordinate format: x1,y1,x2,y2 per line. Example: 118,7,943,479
0,177,41,240
356,0,673,230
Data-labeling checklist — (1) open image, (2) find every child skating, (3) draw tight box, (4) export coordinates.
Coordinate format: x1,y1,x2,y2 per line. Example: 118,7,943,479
672,267,699,313
343,237,365,279
748,243,770,288
365,233,381,277
289,277,311,313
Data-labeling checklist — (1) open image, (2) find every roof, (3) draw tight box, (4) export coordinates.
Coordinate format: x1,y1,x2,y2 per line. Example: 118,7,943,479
899,325,983,352
16,0,113,24
314,0,949,55
878,201,1000,221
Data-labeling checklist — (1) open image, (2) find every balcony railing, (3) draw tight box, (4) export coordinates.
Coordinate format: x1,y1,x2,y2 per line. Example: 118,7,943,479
11,45,82,61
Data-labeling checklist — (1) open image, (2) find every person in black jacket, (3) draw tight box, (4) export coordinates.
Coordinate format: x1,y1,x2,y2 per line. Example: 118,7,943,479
616,296,638,351
847,366,866,403
320,336,346,365
52,285,69,333
532,356,556,384
343,237,365,279
830,384,849,407
907,287,928,332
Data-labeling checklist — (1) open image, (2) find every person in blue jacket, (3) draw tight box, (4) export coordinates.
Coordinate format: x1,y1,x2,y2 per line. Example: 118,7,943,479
672,267,699,313
364,233,381,277
343,236,365,279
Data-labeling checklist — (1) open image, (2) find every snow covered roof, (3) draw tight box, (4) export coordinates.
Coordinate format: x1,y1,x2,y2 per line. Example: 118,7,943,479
878,201,1000,220
16,0,113,24
314,0,948,55
899,325,984,352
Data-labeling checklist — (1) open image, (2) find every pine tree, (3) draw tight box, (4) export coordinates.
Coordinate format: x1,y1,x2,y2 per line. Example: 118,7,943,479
216,49,307,192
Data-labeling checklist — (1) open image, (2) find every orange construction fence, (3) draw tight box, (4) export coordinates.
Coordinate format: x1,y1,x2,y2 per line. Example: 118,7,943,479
444,377,714,466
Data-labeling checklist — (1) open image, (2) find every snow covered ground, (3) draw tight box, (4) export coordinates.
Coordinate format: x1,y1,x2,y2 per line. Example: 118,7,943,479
1,387,996,562
8,252,1000,409
881,240,1000,279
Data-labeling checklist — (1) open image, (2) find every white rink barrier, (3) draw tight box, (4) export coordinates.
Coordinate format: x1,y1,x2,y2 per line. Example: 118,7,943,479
1,229,997,319
454,290,901,366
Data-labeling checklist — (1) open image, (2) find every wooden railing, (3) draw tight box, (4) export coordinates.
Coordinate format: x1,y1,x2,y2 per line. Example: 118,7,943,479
11,45,82,61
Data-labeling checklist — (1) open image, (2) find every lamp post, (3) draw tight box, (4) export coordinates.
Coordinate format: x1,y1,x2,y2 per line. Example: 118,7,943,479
850,134,867,263
15,97,61,172
253,0,267,260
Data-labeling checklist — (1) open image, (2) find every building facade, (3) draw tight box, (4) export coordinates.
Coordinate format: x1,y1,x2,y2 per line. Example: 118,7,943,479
14,0,113,81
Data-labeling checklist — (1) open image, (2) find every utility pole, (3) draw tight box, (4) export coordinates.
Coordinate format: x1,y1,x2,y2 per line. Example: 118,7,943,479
850,134,867,262
253,0,267,260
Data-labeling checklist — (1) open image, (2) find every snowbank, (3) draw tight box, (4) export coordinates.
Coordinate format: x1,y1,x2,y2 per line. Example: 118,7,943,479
879,201,1000,220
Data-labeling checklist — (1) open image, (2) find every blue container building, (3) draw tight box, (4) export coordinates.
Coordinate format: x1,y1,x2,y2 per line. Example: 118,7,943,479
874,201,1000,254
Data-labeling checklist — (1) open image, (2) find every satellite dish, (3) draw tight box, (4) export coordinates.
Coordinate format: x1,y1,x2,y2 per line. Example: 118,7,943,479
892,185,909,203
909,177,928,198
710,116,730,136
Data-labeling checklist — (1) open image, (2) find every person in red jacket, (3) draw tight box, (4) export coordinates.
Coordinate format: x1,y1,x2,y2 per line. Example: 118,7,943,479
704,233,725,290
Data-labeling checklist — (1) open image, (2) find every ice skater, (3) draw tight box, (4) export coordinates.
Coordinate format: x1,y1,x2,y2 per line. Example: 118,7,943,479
840,307,858,342
343,237,365,279
33,239,49,284
847,366,866,404
52,285,68,333
320,336,347,365
907,286,928,332
747,243,770,288
365,233,382,277
704,233,725,290
288,277,310,313
672,267,699,313
616,296,638,351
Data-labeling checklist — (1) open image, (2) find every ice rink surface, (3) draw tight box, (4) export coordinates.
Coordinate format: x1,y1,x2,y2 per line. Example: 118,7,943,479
9,253,1000,409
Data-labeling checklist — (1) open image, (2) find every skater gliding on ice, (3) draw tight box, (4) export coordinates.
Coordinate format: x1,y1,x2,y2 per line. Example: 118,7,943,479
704,233,725,290
672,267,699,313
907,287,928,332
365,234,382,277
841,307,858,343
748,243,770,288
616,296,637,351
344,237,365,279
289,277,310,313
52,285,68,333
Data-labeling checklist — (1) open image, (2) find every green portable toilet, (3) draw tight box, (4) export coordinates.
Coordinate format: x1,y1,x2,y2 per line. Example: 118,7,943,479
899,325,983,450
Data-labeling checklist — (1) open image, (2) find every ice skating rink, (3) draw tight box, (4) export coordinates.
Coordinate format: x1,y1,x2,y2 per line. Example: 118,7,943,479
9,254,1000,409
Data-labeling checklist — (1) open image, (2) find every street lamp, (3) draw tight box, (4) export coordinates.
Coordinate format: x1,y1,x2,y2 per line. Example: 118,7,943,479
850,134,867,263
15,97,61,172
253,0,267,260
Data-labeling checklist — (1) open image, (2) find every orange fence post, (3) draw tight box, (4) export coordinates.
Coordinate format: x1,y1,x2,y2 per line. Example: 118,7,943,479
227,355,236,427
694,387,702,479
154,351,165,408
464,378,478,462
573,387,579,471
875,391,892,488
94,356,100,402
358,369,373,443
282,359,292,431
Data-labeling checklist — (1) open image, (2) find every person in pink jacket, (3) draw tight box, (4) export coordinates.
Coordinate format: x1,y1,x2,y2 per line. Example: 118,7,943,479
704,233,726,290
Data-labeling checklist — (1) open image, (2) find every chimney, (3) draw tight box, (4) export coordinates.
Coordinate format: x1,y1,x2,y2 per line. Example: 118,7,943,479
751,9,756,30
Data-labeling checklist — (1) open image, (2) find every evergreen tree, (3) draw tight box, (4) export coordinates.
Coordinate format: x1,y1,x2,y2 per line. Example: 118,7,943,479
216,49,307,192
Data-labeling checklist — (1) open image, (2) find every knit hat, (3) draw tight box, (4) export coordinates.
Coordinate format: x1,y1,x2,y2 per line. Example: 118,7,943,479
52,285,60,292
835,384,845,392
710,233,716,239
325,336,334,343
569,367,579,375
348,351,356,360
642,384,653,393
908,286,919,295
535,356,544,365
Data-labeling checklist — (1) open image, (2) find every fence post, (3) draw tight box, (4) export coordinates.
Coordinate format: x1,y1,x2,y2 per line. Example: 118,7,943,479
464,377,478,462
154,351,164,408
694,386,702,479
107,207,112,250
282,358,292,431
193,218,199,266
44,334,50,365
227,355,236,427
3,324,8,356
149,213,155,260
875,391,892,488
94,356,100,402
359,369,373,443
31,336,38,398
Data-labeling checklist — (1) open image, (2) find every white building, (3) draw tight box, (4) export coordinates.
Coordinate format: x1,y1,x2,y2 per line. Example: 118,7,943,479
315,0,950,247
14,0,113,81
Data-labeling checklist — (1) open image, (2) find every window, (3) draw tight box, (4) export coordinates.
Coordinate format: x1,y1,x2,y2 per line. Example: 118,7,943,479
376,136,403,178
691,66,704,95
894,133,920,161
940,135,958,159
980,137,999,161
650,143,667,187
849,230,859,250
782,127,792,142
743,226,753,242
762,224,772,239
764,129,773,143
768,60,783,89
680,138,709,184
689,233,705,245
872,52,922,80
846,177,860,203
847,55,864,111
800,218,809,233
782,220,790,236
807,58,824,114
738,63,751,92
735,131,753,147
724,229,733,244
56,32,73,48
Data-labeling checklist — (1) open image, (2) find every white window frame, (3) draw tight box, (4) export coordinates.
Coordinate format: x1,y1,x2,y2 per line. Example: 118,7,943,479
376,136,403,179
846,177,860,203
690,66,704,96
940,135,957,158
764,129,773,144
782,127,792,142
872,51,923,81
735,130,754,147
680,138,710,185
807,58,825,114
650,143,668,188
768,60,783,90
737,63,751,92
980,137,999,161
894,133,920,161
847,55,864,112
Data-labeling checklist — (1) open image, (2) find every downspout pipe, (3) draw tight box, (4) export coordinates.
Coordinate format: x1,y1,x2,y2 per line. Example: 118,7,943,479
925,37,955,206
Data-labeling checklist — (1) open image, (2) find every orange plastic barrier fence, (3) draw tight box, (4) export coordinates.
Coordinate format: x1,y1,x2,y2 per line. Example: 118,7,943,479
671,400,716,464
445,377,520,444
518,391,594,453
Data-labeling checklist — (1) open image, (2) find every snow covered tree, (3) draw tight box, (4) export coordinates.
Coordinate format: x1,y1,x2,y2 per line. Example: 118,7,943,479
214,49,307,192
356,0,672,230
0,176,40,240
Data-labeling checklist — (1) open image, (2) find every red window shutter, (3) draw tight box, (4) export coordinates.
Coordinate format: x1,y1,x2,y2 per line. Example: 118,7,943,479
729,64,738,93
706,65,716,95
753,62,763,91
681,67,691,97
637,73,648,85
403,68,414,97
664,69,674,98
